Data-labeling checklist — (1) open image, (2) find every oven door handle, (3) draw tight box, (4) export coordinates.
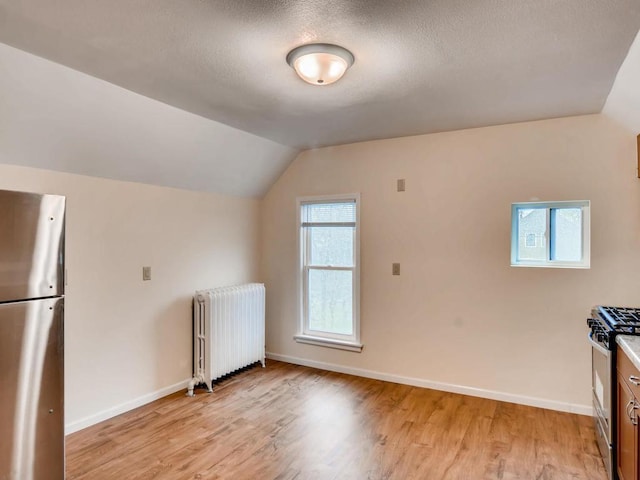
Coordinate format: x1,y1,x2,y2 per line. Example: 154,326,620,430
588,332,610,357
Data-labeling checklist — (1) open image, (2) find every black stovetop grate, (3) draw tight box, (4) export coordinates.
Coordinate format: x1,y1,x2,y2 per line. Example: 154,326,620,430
599,306,640,330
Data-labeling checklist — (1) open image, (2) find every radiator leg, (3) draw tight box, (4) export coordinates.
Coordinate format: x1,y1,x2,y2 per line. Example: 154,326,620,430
261,358,266,368
186,377,197,397
186,374,205,397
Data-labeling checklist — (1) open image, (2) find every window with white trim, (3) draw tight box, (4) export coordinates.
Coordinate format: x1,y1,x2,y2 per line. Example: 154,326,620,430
295,195,362,352
511,200,590,268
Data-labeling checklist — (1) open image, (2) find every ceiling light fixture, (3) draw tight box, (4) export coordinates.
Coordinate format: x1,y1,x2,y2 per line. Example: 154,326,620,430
286,43,354,86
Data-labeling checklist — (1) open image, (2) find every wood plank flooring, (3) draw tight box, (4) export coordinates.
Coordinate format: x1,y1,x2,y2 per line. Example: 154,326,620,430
66,360,606,480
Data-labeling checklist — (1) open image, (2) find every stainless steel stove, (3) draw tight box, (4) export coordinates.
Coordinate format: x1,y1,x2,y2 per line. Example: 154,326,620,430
587,306,640,480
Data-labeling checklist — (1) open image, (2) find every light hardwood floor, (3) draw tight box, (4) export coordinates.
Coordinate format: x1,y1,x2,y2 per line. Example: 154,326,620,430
66,360,606,480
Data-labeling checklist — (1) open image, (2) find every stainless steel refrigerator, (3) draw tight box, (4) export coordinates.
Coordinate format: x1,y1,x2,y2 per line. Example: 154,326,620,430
0,189,65,480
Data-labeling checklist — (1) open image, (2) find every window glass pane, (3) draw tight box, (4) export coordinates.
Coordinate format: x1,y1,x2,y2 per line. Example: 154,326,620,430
525,233,536,247
308,269,353,335
517,208,547,261
550,208,582,261
303,202,355,223
309,226,354,266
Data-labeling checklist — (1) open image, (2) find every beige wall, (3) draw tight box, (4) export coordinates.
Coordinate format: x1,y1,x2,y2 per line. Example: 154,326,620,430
0,164,260,431
261,114,640,413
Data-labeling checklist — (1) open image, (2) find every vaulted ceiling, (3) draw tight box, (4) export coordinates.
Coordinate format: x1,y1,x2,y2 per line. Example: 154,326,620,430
1,0,639,150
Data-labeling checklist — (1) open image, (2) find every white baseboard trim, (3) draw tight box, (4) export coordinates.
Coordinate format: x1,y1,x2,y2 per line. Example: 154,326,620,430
65,355,592,435
65,378,192,435
266,352,592,416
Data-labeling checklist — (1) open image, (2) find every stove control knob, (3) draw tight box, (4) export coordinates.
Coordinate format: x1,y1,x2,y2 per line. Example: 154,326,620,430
587,318,594,327
596,332,606,344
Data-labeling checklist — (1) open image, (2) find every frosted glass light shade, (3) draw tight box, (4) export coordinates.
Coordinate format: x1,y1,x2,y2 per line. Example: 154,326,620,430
287,44,354,86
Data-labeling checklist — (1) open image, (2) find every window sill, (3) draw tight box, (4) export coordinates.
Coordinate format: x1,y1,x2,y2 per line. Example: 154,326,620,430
294,335,363,353
510,263,590,269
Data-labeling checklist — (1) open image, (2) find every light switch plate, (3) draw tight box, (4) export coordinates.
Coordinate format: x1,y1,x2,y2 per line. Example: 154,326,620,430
392,263,400,275
397,179,406,192
142,266,151,281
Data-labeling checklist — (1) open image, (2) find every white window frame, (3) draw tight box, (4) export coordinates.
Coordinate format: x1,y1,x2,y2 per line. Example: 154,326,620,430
510,200,590,269
294,193,362,352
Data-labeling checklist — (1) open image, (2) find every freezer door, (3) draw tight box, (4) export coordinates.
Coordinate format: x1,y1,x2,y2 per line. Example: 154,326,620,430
0,297,64,480
0,189,65,302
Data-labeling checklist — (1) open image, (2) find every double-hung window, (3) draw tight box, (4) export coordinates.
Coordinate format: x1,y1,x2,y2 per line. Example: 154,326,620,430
295,194,362,352
511,200,590,268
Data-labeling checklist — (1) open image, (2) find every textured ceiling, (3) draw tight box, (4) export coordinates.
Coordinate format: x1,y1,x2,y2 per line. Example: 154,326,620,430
0,0,639,149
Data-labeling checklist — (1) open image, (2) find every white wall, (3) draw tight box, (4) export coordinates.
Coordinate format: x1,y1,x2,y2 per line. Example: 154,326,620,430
0,42,278,432
261,114,640,413
604,30,640,134
0,42,298,197
0,164,260,432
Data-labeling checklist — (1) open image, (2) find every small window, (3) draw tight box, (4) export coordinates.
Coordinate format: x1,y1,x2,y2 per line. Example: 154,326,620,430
295,194,362,352
511,200,590,268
